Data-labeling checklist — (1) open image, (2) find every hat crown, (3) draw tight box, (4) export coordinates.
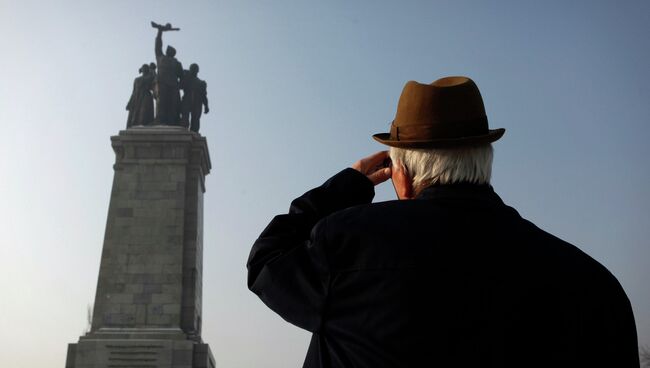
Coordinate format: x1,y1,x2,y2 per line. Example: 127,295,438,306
372,76,505,148
395,77,486,127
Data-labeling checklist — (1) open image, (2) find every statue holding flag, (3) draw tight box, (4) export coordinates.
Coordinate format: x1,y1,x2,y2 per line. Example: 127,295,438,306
152,21,183,125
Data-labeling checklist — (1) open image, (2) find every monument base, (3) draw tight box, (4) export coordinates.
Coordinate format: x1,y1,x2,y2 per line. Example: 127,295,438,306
64,128,214,368
65,328,214,368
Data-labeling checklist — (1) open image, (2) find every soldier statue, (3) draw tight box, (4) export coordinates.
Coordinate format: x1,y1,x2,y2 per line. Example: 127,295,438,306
126,64,155,127
125,22,211,133
181,63,209,133
152,22,183,125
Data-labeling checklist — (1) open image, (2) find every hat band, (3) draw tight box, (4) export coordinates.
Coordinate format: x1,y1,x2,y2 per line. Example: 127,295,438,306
390,117,488,141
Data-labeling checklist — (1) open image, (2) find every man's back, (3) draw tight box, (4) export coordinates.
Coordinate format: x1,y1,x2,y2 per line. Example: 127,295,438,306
249,169,638,367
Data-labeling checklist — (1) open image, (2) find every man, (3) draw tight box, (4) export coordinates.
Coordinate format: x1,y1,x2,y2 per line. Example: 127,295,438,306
153,23,183,125
248,77,639,367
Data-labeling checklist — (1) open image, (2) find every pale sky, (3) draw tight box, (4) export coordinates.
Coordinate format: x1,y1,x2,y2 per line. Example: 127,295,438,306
0,1,649,367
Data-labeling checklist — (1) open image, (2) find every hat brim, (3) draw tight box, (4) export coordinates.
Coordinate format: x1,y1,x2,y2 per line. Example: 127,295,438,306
372,128,505,148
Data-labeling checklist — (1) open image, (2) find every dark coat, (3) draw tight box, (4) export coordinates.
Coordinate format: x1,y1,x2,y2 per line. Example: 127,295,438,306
248,169,639,367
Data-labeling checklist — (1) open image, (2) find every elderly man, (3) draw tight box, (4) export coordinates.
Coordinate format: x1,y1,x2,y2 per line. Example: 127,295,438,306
247,77,639,367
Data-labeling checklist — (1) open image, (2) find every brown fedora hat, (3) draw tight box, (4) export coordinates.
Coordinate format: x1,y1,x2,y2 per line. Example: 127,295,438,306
373,76,505,148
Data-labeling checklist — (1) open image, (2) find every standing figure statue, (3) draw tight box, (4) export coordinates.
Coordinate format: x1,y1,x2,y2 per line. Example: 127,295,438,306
181,63,209,133
148,62,158,107
126,64,155,128
180,69,192,128
152,21,183,125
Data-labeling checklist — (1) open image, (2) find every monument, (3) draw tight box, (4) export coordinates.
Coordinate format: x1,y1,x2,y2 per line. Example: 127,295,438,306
65,22,215,368
125,21,210,131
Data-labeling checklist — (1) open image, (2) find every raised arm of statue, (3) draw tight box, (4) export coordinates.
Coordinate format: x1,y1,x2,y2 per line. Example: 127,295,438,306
155,28,163,58
151,21,180,32
152,22,179,59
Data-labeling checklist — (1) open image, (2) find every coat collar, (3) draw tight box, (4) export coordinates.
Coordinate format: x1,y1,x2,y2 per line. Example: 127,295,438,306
415,182,505,206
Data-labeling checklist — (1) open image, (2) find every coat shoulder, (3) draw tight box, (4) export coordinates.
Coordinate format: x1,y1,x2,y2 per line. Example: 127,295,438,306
317,198,627,301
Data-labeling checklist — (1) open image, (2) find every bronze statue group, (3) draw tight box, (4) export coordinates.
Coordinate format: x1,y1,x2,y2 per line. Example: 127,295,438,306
126,22,209,133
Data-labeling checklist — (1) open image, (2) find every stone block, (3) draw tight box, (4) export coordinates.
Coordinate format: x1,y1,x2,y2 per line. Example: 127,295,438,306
101,262,127,274
107,293,133,304
115,207,134,217
105,273,128,284
164,273,183,283
152,293,175,304
169,171,186,182
127,262,163,274
133,293,152,304
102,282,125,293
115,180,137,192
172,348,193,365
128,253,150,265
162,264,183,275
148,191,174,200
164,224,183,234
134,207,163,218
162,283,181,294
144,283,163,293
135,304,147,325
163,303,181,314
124,283,144,293
166,235,183,245
147,313,172,326
149,304,164,315
131,273,154,284
139,171,170,183
113,217,135,227
132,216,159,229
151,198,181,209
122,199,145,208
103,313,135,326
106,226,132,242
104,303,121,314
130,235,157,244
120,304,137,314
135,145,162,158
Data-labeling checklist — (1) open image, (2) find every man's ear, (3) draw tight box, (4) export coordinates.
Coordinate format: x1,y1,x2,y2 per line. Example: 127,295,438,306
392,162,414,200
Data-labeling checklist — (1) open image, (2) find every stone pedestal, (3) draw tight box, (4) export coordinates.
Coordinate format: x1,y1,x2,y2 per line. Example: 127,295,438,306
66,127,214,368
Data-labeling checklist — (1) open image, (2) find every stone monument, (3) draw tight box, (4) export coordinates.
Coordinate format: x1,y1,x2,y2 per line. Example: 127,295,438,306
65,22,215,368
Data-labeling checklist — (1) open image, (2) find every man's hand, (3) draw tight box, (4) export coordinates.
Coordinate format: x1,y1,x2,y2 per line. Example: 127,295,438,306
352,151,392,186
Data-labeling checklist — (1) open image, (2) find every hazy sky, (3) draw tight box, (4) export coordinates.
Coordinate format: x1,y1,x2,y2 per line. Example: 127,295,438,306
0,1,649,367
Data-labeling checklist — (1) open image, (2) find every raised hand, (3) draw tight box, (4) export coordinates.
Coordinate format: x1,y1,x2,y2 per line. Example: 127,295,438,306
351,151,392,186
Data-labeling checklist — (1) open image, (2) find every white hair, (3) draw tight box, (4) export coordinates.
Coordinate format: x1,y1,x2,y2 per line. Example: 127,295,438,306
389,144,493,189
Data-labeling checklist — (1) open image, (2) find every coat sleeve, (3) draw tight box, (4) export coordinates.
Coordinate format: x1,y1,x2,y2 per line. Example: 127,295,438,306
247,168,374,332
